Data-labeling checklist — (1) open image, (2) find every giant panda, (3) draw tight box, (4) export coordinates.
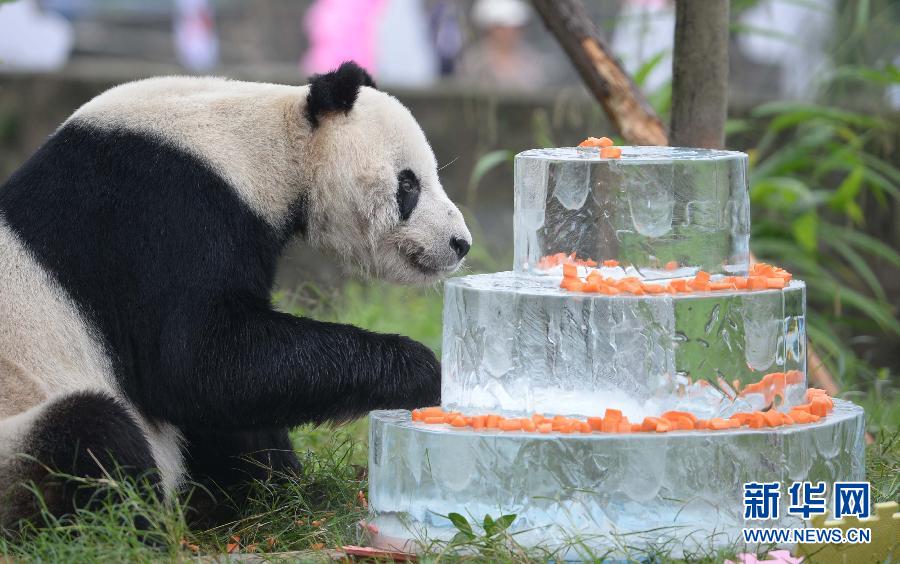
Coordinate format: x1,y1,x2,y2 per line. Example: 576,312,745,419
0,61,471,526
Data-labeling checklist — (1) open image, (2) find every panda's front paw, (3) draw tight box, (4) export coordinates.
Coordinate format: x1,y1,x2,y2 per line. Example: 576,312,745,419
388,335,441,409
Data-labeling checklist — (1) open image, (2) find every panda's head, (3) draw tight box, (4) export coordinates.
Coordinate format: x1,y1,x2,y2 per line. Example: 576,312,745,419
302,62,471,284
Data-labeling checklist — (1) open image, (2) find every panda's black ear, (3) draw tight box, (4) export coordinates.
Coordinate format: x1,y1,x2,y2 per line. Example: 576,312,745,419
305,61,377,128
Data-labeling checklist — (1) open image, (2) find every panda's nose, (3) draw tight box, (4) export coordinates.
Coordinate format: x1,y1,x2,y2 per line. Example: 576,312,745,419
450,237,470,260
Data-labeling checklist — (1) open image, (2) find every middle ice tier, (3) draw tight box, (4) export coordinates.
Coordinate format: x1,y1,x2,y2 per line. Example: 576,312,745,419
442,272,807,420
514,146,750,279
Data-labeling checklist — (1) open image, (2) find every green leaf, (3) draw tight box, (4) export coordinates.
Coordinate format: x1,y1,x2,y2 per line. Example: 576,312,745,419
494,514,516,532
821,230,889,303
633,50,668,88
791,212,819,253
482,514,495,536
751,102,887,131
447,512,473,536
829,167,865,220
466,150,512,207
835,227,900,269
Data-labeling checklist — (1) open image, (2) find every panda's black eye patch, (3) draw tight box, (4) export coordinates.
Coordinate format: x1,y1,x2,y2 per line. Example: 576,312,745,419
396,169,421,221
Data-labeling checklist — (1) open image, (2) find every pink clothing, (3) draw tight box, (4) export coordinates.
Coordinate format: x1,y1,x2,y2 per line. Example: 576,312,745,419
301,0,386,75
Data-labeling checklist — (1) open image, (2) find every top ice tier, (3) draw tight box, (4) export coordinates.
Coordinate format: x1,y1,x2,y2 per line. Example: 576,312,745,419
514,146,750,279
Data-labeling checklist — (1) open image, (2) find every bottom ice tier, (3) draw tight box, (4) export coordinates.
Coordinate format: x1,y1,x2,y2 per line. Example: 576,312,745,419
367,400,865,558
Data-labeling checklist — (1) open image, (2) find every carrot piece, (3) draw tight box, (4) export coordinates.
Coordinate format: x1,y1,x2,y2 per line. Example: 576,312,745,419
732,277,749,289
642,283,667,294
766,277,786,289
419,406,444,416
695,419,709,430
471,416,485,429
694,271,711,286
749,412,767,429
709,418,732,430
424,416,445,424
670,279,690,292
560,278,585,292
782,413,796,425
411,410,424,422
616,419,633,433
631,423,644,432
709,282,734,291
485,414,501,428
665,260,679,271
582,279,602,293
806,388,829,399
578,137,601,148
597,136,614,148
786,370,804,384
661,410,698,424
600,146,622,159
641,417,662,432
558,423,574,434
562,263,578,279
604,408,623,422
532,413,545,423
655,420,671,433
579,421,593,434
678,416,696,430
522,418,536,432
603,259,619,268
763,411,784,427
601,418,617,433
498,419,522,431
748,276,768,290
810,397,830,417
536,422,552,433
450,416,467,428
587,416,604,431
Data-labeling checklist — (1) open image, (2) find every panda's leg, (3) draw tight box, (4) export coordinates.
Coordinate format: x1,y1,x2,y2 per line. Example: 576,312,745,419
182,427,299,527
0,391,159,528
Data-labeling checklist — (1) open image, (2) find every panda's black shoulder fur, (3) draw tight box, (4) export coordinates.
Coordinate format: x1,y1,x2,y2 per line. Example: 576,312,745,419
305,61,376,128
0,120,440,432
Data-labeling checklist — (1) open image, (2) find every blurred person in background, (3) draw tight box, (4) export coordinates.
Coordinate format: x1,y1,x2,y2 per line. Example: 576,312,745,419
301,0,384,76
457,0,551,91
302,0,437,87
0,0,72,71
174,0,218,71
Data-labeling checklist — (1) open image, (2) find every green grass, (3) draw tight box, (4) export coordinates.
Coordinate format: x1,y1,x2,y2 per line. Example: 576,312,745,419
2,281,897,562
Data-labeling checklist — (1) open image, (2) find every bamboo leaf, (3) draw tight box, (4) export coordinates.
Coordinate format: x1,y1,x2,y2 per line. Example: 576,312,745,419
829,167,864,216
834,227,900,268
821,230,889,303
791,212,819,253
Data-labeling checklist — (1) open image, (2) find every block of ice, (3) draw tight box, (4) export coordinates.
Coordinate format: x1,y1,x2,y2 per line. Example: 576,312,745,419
514,147,750,279
441,272,806,419
368,401,865,558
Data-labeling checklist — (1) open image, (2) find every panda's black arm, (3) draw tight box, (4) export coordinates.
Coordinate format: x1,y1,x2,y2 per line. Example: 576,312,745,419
149,294,440,431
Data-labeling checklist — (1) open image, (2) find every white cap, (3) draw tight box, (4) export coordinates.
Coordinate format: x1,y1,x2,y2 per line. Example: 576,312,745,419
472,0,530,28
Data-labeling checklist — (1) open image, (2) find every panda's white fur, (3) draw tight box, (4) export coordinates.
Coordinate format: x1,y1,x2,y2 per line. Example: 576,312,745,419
0,63,468,525
0,221,187,499
71,76,470,284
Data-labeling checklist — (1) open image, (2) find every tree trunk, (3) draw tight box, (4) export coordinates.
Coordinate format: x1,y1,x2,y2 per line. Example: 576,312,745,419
670,0,730,148
530,0,668,146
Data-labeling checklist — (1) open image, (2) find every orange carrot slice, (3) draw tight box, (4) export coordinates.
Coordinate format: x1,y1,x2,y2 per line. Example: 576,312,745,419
498,419,522,431
603,259,619,267
600,146,622,159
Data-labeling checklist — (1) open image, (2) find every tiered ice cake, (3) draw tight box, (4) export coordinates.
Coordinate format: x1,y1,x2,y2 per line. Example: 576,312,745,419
367,147,865,556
